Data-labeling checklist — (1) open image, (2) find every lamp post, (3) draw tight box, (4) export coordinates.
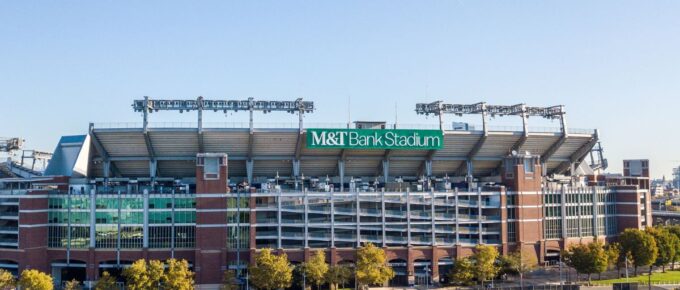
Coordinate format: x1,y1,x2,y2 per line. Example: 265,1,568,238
423,266,431,289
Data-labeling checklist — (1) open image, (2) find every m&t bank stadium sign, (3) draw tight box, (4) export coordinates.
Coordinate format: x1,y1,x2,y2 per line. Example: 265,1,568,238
306,129,443,150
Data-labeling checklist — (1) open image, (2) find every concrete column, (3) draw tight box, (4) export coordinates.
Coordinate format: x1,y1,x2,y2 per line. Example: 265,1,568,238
454,188,460,245
143,191,149,248
431,190,436,246
246,160,254,185
382,160,389,183
338,161,345,192
293,160,301,177
356,192,361,247
330,194,335,248
381,190,386,247
89,189,96,248
560,185,567,239
304,191,309,248
478,187,483,243
277,191,282,249
406,190,411,247
592,187,598,237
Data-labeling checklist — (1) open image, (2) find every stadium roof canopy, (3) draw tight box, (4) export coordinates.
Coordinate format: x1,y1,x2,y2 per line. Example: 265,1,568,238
87,123,597,179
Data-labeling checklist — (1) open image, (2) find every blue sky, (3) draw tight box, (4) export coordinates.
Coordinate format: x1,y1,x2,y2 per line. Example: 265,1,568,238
1,1,679,178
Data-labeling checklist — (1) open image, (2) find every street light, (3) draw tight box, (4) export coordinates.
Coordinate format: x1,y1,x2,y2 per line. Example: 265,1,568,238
423,266,431,289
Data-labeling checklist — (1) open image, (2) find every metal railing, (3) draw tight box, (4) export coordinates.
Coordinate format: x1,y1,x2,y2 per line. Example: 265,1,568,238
91,122,595,134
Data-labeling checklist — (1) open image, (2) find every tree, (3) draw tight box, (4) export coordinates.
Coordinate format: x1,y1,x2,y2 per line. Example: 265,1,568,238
563,244,592,282
164,259,194,290
472,245,499,286
355,243,395,288
249,248,293,290
63,279,81,290
619,229,658,275
94,271,118,290
0,269,15,290
664,225,680,270
304,250,329,290
448,258,474,286
123,259,165,290
220,270,239,290
18,269,53,290
589,242,609,281
605,243,621,275
325,265,353,290
648,227,678,272
503,249,537,287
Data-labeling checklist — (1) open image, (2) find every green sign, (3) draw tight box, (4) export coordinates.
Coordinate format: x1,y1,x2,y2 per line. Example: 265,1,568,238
306,129,443,150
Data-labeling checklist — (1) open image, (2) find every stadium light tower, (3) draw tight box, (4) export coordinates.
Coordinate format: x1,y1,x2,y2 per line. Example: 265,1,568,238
132,96,315,131
415,101,567,133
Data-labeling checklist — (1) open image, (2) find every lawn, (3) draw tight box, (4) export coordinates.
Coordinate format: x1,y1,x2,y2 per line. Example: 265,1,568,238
593,270,680,285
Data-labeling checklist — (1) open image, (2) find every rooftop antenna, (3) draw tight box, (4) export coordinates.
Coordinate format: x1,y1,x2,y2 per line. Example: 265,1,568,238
394,102,398,129
347,96,351,129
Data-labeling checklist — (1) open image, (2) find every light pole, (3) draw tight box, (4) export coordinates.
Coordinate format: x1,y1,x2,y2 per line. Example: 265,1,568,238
424,266,431,289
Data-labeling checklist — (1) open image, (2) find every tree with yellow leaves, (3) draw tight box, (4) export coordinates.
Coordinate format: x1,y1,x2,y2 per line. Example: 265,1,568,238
355,243,394,288
0,269,15,290
249,248,293,290
94,271,118,290
123,259,165,290
304,250,329,290
163,259,194,290
18,269,53,290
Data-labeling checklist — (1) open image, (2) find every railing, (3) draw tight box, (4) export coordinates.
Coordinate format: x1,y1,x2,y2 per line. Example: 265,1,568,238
0,227,18,232
91,122,595,134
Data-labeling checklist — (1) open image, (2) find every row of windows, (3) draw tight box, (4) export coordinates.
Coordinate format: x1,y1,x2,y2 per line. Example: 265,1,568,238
48,197,90,209
49,210,196,224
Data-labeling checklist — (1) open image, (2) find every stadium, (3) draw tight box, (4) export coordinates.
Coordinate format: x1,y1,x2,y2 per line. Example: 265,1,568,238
0,97,651,288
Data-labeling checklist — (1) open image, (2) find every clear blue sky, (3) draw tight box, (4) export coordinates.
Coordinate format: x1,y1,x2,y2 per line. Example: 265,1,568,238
1,1,679,178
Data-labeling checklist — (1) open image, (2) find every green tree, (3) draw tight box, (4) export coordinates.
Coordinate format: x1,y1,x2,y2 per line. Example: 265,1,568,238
648,227,678,272
220,270,239,290
619,229,658,275
18,269,53,290
472,245,499,286
325,265,353,290
249,248,293,290
164,259,194,290
0,269,15,290
605,242,621,276
304,250,329,290
355,243,395,288
563,244,592,282
589,242,609,281
664,225,680,270
123,259,165,290
502,249,537,288
94,271,118,290
63,279,81,290
448,258,475,286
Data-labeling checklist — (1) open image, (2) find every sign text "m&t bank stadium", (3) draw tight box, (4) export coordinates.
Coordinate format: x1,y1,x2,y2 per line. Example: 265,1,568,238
306,129,443,150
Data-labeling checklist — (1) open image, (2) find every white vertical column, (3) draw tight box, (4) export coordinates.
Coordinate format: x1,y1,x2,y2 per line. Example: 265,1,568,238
430,190,436,246
356,192,361,247
454,188,460,245
277,191,282,249
560,185,567,239
143,191,149,248
406,190,411,247
330,194,335,248
304,191,309,248
89,189,96,248
381,190,386,248
592,187,598,237
478,187,483,244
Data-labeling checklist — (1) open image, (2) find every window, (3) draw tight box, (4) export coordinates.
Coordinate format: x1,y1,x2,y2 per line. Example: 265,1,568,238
524,159,534,173
204,157,219,179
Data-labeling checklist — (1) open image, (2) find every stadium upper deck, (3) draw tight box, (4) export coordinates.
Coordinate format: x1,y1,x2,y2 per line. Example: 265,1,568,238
87,122,597,181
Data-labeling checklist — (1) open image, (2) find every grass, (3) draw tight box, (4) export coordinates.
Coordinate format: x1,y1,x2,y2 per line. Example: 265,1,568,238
593,270,680,285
